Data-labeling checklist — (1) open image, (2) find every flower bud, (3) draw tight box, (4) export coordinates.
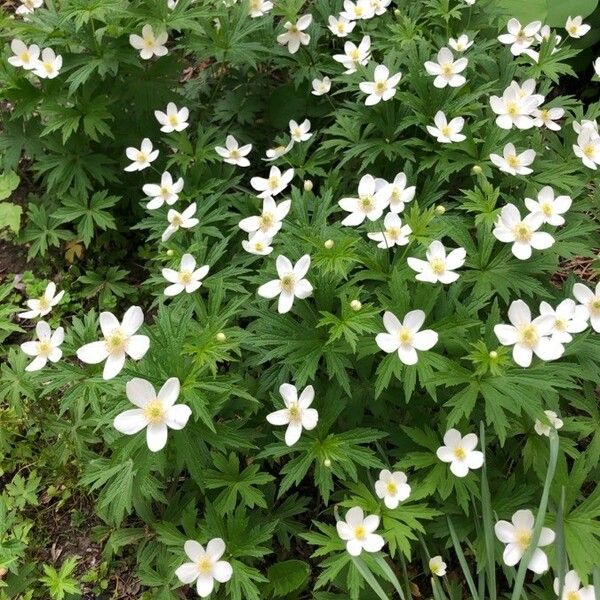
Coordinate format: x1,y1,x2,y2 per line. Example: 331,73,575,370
304,179,313,192
472,165,483,174
323,458,332,467
435,205,446,215
324,239,334,249
394,8,401,17
166,249,174,256
350,300,362,311
216,332,226,342
489,350,498,359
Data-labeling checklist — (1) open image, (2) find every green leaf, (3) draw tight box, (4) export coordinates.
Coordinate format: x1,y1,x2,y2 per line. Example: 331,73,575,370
0,171,19,200
496,0,598,26
266,560,310,597
0,202,22,233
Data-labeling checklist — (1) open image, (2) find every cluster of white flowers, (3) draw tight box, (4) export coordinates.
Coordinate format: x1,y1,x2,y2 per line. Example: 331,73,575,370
8,39,62,79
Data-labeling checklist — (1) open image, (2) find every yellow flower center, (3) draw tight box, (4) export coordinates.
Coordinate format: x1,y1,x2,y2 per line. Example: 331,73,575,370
507,155,520,168
350,48,360,60
590,298,600,314
37,340,52,356
538,109,549,121
567,592,581,600
375,81,387,93
20,51,31,63
513,223,532,242
441,125,451,137
441,64,453,76
430,258,445,275
254,241,264,251
386,227,400,240
197,556,212,575
355,6,363,16
168,114,179,126
43,62,54,73
288,403,301,422
540,202,553,216
171,214,183,226
37,297,50,311
292,127,302,138
289,25,299,34
431,563,441,575
280,274,296,293
143,399,165,424
144,38,156,48
160,185,170,197
516,529,532,551
582,144,596,158
179,271,192,284
354,525,366,540
507,102,519,117
568,25,578,35
453,447,466,460
259,212,274,230
337,22,345,33
229,149,240,159
360,196,374,212
518,324,538,347
106,330,127,353
268,176,280,189
136,151,148,163
386,481,398,495
554,317,567,331
516,31,527,42
397,328,413,344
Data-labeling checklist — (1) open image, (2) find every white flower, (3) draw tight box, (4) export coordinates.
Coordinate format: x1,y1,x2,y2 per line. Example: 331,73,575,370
566,16,590,38
464,0,476,4
429,556,447,577
20,321,64,372
312,76,331,96
114,377,191,451
426,111,466,143
257,254,312,314
498,19,541,55
155,102,189,133
340,0,374,20
573,281,600,332
336,507,385,556
534,410,564,437
162,254,209,296
371,0,392,15
124,138,159,172
238,196,291,237
339,175,387,226
367,213,411,248
33,48,62,79
129,24,168,60
250,166,294,198
448,34,473,52
535,25,561,45
16,0,43,16
508,79,545,103
359,64,402,105
8,39,40,70
573,130,600,170
492,204,554,260
289,119,312,142
595,57,600,77
215,135,252,167
333,36,371,74
376,310,438,365
242,231,274,255
494,509,555,573
176,539,233,598
328,15,356,37
374,469,411,509
263,141,294,162
18,281,64,319
407,241,466,284
424,47,467,88
573,120,598,135
436,429,484,477
277,14,312,54
539,299,589,343
554,570,595,600
489,143,536,175
489,86,541,130
266,383,318,446
143,171,184,209
167,0,178,8
249,0,273,17
524,186,571,226
533,107,564,131
77,306,150,380
494,300,564,367
377,172,415,213
162,203,199,242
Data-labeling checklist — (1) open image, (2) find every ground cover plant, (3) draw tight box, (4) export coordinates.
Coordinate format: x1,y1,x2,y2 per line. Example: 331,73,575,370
1,0,600,598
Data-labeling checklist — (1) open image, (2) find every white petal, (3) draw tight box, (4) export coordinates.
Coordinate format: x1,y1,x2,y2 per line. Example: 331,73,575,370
146,422,169,452
114,409,147,434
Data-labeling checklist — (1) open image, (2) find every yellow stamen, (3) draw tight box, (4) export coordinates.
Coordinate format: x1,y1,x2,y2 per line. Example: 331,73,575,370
143,399,165,424
516,529,532,551
430,258,445,275
453,447,466,460
354,526,366,540
519,324,538,347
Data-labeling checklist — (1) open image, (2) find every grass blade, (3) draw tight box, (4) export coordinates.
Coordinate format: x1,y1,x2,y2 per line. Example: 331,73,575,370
510,432,559,600
373,554,406,600
480,422,497,600
447,516,480,600
351,556,390,600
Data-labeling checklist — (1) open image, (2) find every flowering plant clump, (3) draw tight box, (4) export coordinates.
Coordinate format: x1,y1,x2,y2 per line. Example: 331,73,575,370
1,0,600,599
